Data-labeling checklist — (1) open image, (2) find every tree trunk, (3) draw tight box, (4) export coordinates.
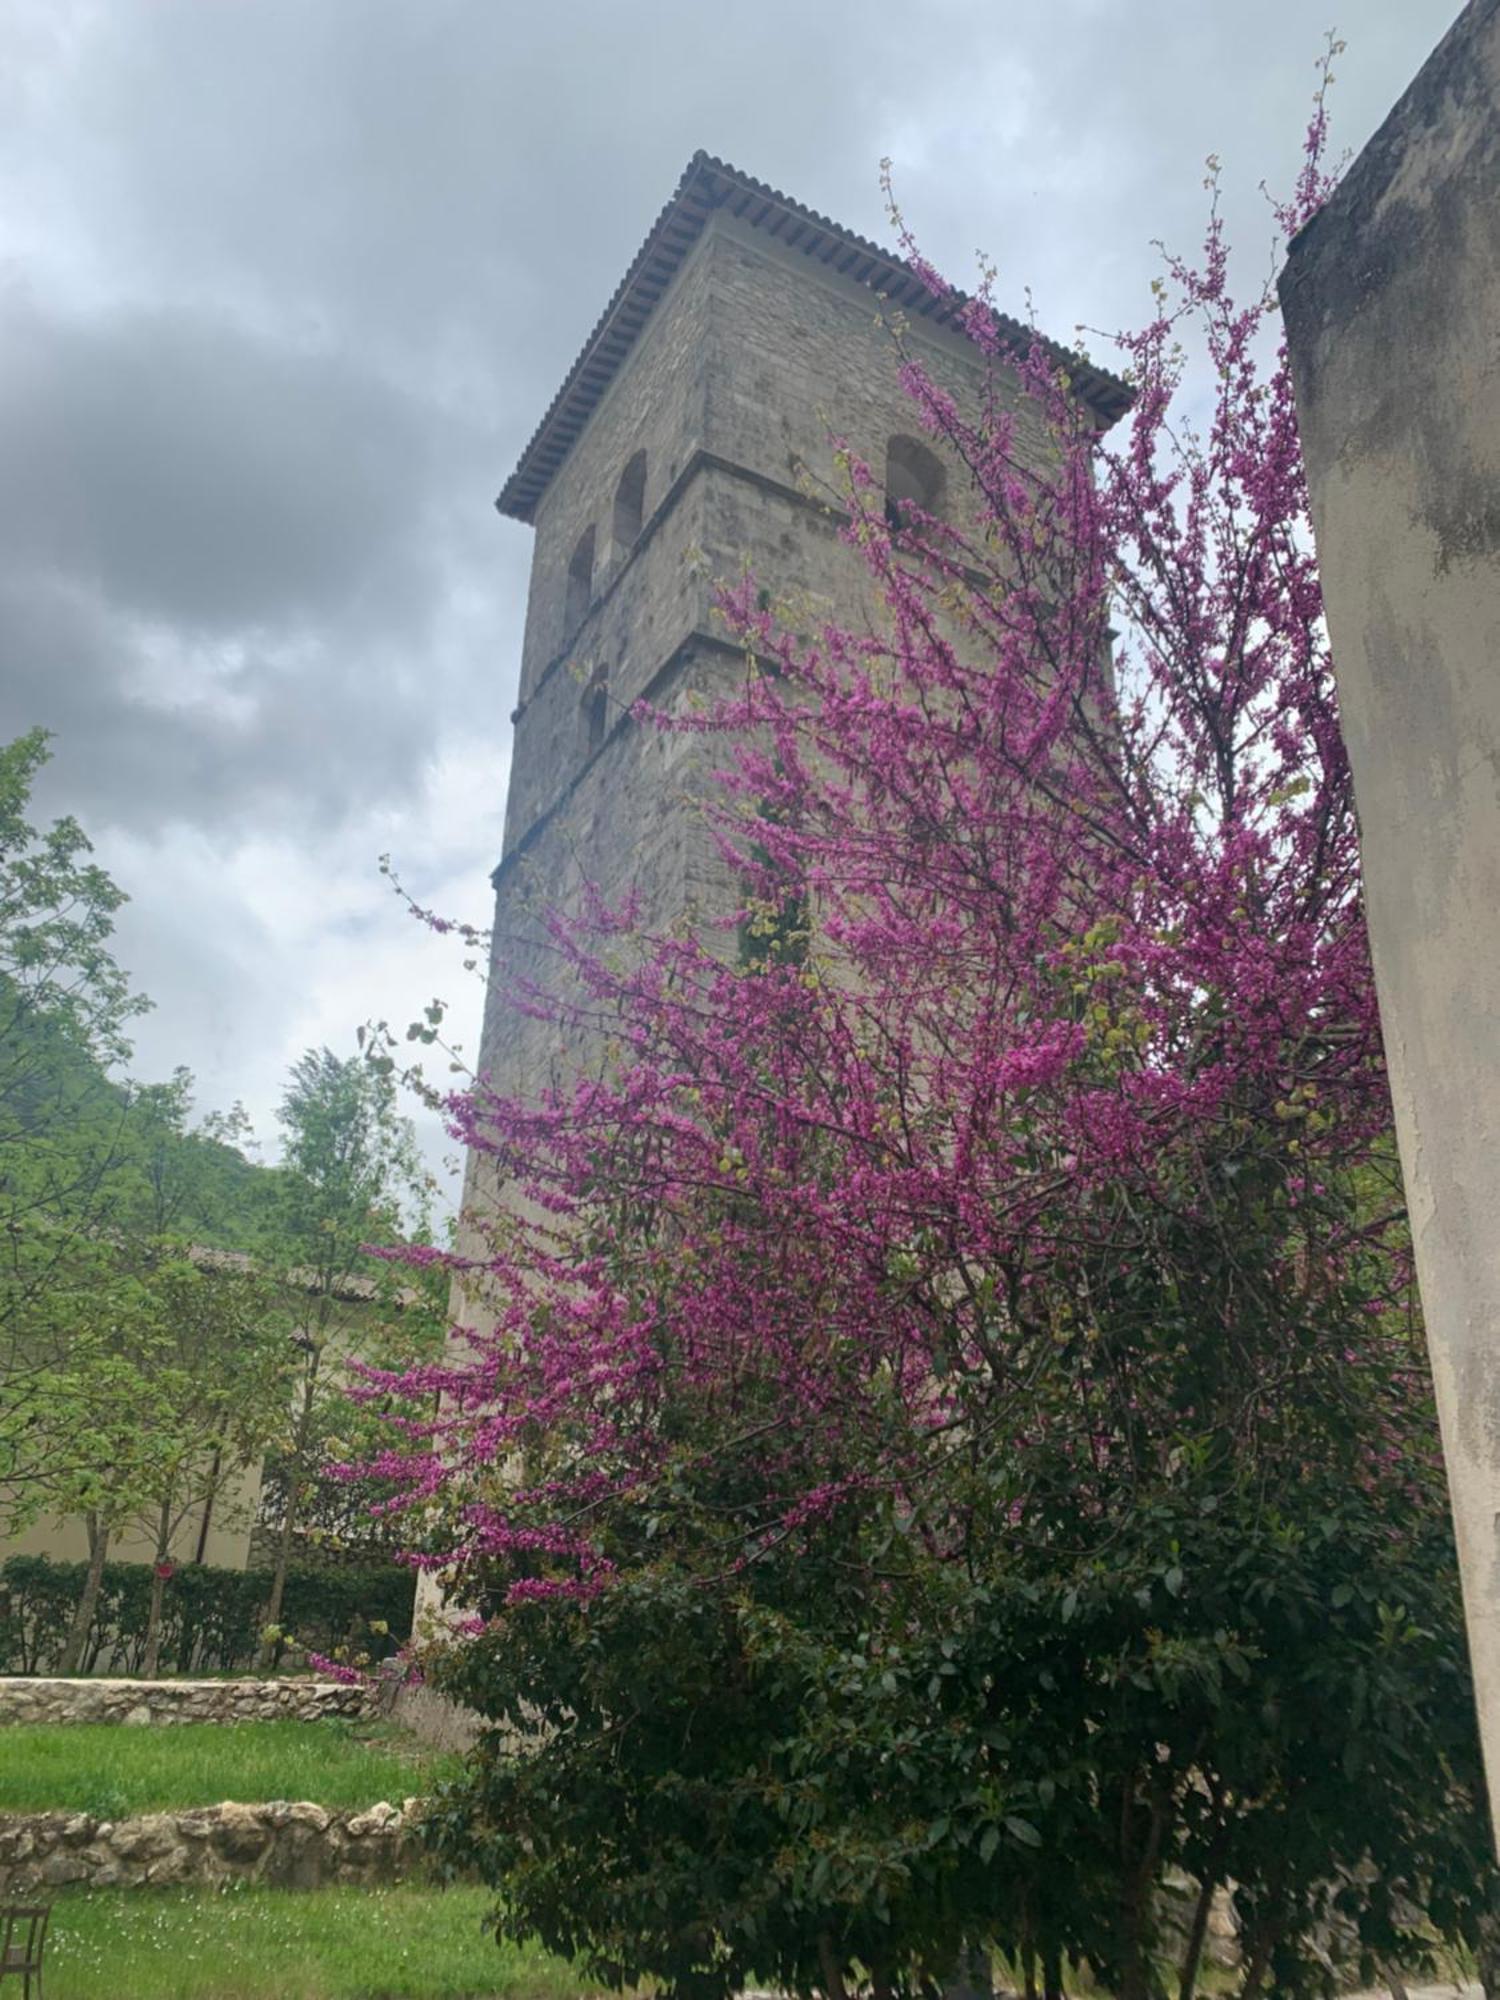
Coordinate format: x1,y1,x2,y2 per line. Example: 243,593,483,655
257,1475,301,1670
258,1351,320,1670
1178,1822,1230,2000
1237,1849,1288,2000
817,1931,848,2000
57,1514,109,1674
1041,1938,1065,2000
193,1447,222,1564
1117,1780,1169,2000
141,1497,173,1679
1238,1919,1280,2000
942,1945,993,2000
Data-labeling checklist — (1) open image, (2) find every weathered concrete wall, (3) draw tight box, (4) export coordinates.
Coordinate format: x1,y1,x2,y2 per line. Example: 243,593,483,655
387,1678,482,1754
1278,0,1500,1836
0,1799,418,1895
0,1676,369,1727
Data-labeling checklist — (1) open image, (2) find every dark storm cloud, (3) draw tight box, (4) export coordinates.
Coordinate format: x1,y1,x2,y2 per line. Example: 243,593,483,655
5,3,1459,747
0,0,1464,1149
0,294,433,632
0,280,507,836
0,558,447,838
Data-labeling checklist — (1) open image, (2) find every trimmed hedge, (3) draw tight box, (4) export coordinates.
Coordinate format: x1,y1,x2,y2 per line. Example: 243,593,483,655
0,1554,415,1677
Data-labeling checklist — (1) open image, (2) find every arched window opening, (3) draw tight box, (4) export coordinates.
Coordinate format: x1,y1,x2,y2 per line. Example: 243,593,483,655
884,435,945,531
612,451,647,561
581,661,609,757
565,525,596,633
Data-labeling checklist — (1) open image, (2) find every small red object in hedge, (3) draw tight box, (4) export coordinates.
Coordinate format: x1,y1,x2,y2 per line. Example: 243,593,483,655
153,1561,175,1581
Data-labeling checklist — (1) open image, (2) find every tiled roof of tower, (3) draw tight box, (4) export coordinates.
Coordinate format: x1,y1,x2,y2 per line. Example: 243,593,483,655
497,151,1134,523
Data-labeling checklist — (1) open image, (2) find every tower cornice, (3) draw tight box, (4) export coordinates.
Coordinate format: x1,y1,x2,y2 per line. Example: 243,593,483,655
497,151,1132,525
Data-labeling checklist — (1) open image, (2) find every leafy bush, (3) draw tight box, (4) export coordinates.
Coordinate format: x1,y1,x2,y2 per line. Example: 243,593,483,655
0,1553,414,1676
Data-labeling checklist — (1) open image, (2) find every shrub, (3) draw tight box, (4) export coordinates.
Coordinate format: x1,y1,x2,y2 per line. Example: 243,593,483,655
0,1553,414,1676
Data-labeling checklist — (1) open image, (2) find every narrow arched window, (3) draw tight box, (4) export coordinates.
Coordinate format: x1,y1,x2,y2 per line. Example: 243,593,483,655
565,525,596,633
580,662,609,756
884,435,945,530
612,451,647,562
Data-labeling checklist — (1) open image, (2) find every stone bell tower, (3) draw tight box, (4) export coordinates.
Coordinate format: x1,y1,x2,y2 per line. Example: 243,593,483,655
406,156,1127,1653
473,151,1128,1119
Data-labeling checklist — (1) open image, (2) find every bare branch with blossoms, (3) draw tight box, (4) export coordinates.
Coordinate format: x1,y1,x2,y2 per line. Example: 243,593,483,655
367,66,1495,2000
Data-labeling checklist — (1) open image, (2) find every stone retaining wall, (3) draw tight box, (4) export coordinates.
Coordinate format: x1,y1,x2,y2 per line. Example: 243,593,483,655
0,1799,421,1894
0,1676,370,1727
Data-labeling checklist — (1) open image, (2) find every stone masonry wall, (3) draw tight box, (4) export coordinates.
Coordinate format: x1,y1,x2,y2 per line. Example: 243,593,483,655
700,210,1011,528
0,1799,419,1895
421,179,1105,1645
0,1676,370,1727
486,206,1024,1116
520,237,714,698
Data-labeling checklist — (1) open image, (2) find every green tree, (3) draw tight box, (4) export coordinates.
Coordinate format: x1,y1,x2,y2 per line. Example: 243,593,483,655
0,727,153,1666
3,1073,295,1676
256,1046,430,1663
0,729,149,1409
11,1247,289,1677
123,1251,291,1677
0,736,298,1665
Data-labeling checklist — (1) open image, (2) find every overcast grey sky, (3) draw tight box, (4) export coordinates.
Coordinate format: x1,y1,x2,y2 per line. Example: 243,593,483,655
0,0,1458,1191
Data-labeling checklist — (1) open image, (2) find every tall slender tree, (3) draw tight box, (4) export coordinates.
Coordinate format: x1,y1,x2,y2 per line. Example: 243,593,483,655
256,1046,427,1662
0,730,149,1402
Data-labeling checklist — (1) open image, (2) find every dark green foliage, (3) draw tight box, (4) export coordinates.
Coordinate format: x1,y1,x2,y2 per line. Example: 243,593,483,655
426,1467,1495,2000
427,1565,1028,2000
421,1141,1498,1997
0,1553,415,1677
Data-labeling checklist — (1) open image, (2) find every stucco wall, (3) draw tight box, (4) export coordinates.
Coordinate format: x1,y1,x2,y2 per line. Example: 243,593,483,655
2,1466,261,1573
1278,0,1500,1836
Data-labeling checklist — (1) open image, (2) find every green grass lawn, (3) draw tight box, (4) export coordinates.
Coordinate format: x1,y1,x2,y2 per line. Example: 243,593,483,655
41,1884,597,2000
0,1719,462,1818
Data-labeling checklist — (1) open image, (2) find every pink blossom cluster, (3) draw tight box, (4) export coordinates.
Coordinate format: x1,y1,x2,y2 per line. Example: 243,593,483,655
371,105,1428,1614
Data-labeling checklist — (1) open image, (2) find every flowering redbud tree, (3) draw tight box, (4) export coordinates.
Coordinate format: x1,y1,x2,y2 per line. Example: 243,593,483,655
377,87,1494,2000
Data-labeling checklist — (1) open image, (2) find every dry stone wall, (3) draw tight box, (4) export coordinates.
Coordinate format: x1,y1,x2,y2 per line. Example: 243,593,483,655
0,1799,420,1895
0,1676,369,1727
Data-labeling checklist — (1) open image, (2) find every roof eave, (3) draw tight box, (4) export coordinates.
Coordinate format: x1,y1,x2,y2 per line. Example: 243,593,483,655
496,151,1133,525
